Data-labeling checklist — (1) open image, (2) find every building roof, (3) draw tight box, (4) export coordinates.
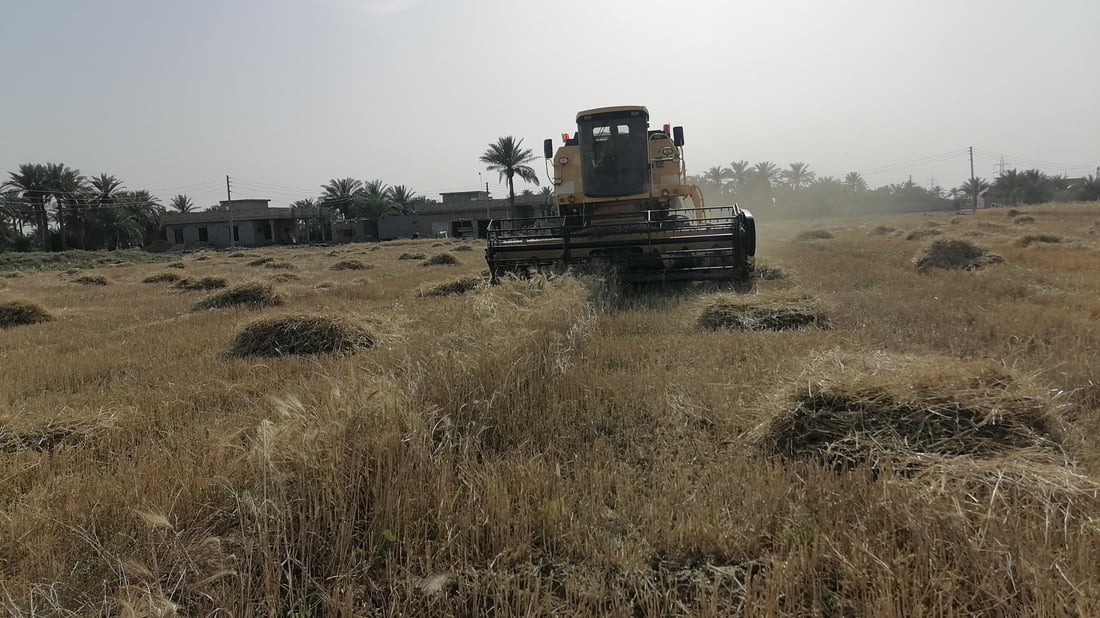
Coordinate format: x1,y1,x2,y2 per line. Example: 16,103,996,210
162,203,329,225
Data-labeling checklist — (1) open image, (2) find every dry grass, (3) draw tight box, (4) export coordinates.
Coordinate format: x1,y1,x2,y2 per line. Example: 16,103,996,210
416,275,486,297
247,256,273,266
142,272,183,284
263,261,296,270
398,252,427,260
1016,233,1063,247
71,274,108,286
4,202,1100,615
698,292,828,331
752,263,787,281
914,238,1004,273
270,273,301,283
329,259,371,271
0,299,53,328
421,253,460,266
192,282,284,311
867,225,899,236
1014,215,1037,224
903,228,943,241
173,276,228,292
1,271,24,278
166,261,186,269
452,244,475,252
794,229,833,241
227,314,375,357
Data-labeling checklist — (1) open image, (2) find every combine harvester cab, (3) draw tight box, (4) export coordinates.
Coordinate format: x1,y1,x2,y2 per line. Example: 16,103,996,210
486,105,755,283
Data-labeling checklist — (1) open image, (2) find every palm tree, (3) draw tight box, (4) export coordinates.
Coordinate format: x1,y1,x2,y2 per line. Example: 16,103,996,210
991,169,1024,205
45,163,85,250
388,185,420,215
1077,175,1100,201
1019,169,1052,204
959,178,991,207
319,178,364,219
108,190,161,249
752,161,782,189
4,164,52,250
844,172,867,192
701,165,731,194
168,194,195,213
479,136,540,209
782,162,816,189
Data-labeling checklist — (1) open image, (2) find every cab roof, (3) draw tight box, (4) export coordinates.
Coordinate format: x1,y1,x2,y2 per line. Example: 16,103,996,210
576,105,649,122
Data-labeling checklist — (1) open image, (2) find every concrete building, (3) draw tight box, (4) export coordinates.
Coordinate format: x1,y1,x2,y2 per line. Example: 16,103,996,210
375,194,550,241
160,199,332,248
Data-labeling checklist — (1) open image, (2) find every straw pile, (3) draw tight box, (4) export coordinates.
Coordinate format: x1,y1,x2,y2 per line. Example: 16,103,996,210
193,254,211,261
421,253,460,266
1005,209,1023,217
1016,234,1062,247
263,261,296,270
0,425,78,453
174,276,228,292
921,221,943,228
228,252,247,258
270,273,301,283
903,228,943,241
193,282,283,311
166,262,186,269
867,225,899,236
72,275,109,286
398,252,427,260
330,259,371,271
0,300,54,329
247,257,273,266
0,271,22,279
227,314,375,357
794,229,833,241
452,244,475,252
1014,215,1037,225
142,272,183,284
752,354,1064,473
914,239,1004,273
699,293,827,331
417,275,485,297
752,264,787,281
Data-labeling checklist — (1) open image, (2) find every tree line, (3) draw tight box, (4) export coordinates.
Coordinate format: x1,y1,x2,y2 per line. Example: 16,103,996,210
690,161,1100,216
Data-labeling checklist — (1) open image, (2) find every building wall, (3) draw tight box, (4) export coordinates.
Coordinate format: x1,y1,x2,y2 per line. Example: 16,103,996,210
166,218,298,248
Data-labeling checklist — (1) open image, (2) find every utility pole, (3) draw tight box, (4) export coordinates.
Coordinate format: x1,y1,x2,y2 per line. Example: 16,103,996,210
969,146,977,211
226,174,235,248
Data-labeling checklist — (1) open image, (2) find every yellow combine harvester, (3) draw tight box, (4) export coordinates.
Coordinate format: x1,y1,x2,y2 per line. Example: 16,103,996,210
486,105,756,283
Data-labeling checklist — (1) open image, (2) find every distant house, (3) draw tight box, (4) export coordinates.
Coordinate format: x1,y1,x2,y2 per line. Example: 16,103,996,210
374,194,550,241
160,199,333,248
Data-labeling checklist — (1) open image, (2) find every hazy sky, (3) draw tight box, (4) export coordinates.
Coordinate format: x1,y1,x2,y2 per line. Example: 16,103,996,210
3,0,1098,207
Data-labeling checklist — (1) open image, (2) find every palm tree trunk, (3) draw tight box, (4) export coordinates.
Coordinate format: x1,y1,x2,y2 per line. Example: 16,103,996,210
507,171,516,209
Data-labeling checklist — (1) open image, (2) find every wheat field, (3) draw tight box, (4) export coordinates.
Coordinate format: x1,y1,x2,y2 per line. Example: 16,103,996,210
2,203,1100,616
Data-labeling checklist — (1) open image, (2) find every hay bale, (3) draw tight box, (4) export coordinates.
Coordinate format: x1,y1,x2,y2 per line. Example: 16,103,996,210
752,264,787,281
0,300,54,329
914,239,1003,273
193,282,283,311
1014,215,1036,225
142,272,183,284
166,262,187,269
247,257,273,266
72,275,108,286
903,228,943,241
330,259,371,271
227,314,375,357
417,275,486,297
867,225,899,236
699,294,827,331
794,229,833,241
263,261,296,270
751,356,1062,472
1016,234,1062,247
421,253,459,266
271,273,301,283
174,276,228,292
452,244,475,252
398,252,427,260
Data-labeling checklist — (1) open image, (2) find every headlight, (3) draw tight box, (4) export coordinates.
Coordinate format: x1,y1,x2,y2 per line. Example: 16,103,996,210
558,156,570,165
661,189,671,197
661,146,675,157
567,195,576,203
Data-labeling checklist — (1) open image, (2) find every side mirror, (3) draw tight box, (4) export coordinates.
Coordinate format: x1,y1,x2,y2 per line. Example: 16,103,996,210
543,138,554,159
673,126,685,147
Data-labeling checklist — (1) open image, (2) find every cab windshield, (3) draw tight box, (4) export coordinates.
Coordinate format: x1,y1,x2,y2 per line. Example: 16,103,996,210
578,116,649,197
